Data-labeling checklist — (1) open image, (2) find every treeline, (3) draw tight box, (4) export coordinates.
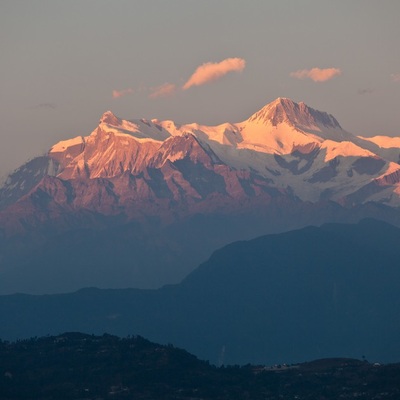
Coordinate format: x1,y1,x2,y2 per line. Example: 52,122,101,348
1,333,399,399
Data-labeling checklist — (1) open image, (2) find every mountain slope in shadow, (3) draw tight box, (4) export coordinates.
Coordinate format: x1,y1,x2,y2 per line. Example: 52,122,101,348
1,219,399,365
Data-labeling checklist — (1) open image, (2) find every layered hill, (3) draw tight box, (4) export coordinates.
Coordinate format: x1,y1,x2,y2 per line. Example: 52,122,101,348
2,332,400,400
1,219,400,365
1,98,400,293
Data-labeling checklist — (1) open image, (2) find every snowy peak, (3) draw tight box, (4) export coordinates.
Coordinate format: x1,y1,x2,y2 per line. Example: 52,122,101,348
247,97,342,131
149,133,220,168
97,112,171,143
100,110,121,126
238,98,352,152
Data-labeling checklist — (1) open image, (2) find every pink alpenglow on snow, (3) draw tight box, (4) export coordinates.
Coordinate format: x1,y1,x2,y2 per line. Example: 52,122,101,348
183,57,246,90
359,135,400,149
290,67,342,82
112,88,134,99
149,83,177,99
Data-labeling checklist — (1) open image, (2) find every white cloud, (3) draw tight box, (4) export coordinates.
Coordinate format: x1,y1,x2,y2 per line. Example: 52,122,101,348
149,83,177,98
32,103,57,110
391,73,400,82
358,88,374,95
183,58,246,90
290,67,341,82
112,88,134,99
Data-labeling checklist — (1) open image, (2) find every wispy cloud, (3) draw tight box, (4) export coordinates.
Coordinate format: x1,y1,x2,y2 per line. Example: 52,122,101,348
149,57,246,98
112,88,134,99
391,73,400,82
149,83,177,99
290,67,341,82
32,102,57,110
183,57,246,90
358,88,374,95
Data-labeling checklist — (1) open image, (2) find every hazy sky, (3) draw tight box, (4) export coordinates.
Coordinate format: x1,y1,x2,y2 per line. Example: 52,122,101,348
1,0,400,177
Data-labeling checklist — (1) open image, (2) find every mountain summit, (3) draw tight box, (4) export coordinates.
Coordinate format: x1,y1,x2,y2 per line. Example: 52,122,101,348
247,97,342,130
100,110,121,125
1,98,400,293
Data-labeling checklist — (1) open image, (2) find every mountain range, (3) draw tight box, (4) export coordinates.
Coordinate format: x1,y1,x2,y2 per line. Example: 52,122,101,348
1,98,400,293
1,219,399,365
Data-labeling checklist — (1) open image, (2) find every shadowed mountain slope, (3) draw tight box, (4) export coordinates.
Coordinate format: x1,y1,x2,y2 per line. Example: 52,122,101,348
1,219,399,365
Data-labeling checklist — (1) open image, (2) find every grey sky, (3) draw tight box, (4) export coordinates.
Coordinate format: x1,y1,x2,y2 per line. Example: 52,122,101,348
1,0,399,177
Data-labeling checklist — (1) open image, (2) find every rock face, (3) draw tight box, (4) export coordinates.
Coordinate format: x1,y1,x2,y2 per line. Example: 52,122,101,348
1,98,400,294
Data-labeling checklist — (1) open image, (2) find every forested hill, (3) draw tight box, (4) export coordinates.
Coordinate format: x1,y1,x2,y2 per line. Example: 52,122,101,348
1,333,400,400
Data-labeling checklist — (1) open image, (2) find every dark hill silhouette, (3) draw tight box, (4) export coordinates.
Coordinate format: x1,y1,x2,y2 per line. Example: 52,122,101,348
2,332,400,399
1,219,400,365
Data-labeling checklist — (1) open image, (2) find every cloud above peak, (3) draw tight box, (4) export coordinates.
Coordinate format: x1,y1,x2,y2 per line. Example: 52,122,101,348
183,58,246,90
114,57,246,101
290,67,342,82
149,83,177,99
32,102,57,110
112,88,134,99
391,73,400,83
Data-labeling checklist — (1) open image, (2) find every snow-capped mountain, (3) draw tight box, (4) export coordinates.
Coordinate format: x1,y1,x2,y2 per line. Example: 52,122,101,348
2,97,400,215
1,98,400,294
